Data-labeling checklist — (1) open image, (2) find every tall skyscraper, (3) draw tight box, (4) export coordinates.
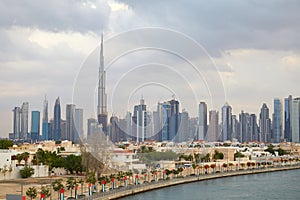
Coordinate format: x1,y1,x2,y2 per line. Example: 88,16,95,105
42,96,49,140
132,98,147,142
168,99,179,141
198,102,207,140
12,107,21,140
284,95,292,142
75,108,83,143
291,98,300,142
87,118,98,137
31,111,40,141
249,114,258,141
208,110,218,142
239,111,250,143
231,115,239,140
221,102,232,141
66,104,76,142
97,33,108,134
259,103,271,143
20,102,29,140
53,97,61,141
273,98,283,143
177,109,189,142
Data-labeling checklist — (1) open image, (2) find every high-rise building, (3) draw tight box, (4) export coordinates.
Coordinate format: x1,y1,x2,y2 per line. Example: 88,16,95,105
12,107,21,140
177,109,189,142
221,102,232,141
259,103,271,143
231,115,239,140
273,98,283,143
161,102,170,141
198,102,207,140
53,97,61,141
208,110,218,142
125,112,132,140
20,102,29,140
249,114,258,141
291,98,300,142
66,104,76,142
75,108,83,143
284,95,292,142
60,119,67,140
42,96,49,140
97,33,108,134
239,111,250,143
30,111,40,141
168,99,179,141
87,118,98,137
132,98,147,142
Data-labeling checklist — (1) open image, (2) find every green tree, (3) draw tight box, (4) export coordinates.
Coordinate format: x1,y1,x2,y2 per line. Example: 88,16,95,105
265,144,275,155
66,177,77,197
40,186,50,199
52,179,64,200
234,152,245,161
213,150,224,160
277,148,287,156
201,154,211,162
16,154,23,165
19,165,34,178
87,171,96,184
64,155,83,174
0,139,13,149
21,152,30,165
26,187,37,200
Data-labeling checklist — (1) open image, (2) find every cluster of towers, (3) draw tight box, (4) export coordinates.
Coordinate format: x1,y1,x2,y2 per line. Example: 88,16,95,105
11,97,84,143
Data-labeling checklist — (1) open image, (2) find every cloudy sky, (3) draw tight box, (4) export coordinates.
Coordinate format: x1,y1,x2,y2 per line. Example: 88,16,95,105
1,0,300,137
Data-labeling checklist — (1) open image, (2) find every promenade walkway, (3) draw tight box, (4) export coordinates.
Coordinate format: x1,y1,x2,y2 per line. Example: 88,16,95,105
82,164,300,200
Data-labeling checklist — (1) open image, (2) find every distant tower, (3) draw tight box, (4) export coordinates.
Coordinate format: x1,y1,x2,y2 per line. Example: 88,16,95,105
42,96,49,140
273,98,283,143
284,95,292,142
20,102,29,140
259,103,271,143
66,104,76,142
198,102,207,140
97,33,108,134
12,107,21,140
31,111,40,141
291,98,300,143
221,102,232,141
53,97,61,141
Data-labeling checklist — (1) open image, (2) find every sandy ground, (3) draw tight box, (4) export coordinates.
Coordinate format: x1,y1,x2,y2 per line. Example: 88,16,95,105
0,176,87,200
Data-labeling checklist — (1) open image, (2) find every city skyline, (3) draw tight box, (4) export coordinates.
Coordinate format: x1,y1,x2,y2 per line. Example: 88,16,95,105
1,1,300,136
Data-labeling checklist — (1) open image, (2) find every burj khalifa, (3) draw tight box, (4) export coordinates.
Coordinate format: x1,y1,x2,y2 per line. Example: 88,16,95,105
97,33,108,133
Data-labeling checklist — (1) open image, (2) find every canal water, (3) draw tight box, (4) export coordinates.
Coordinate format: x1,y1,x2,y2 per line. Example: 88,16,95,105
121,169,300,200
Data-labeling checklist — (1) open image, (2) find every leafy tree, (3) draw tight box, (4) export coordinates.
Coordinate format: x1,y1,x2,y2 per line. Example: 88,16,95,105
0,139,13,149
87,171,96,184
66,177,77,197
21,152,30,164
201,154,211,162
52,179,64,200
20,165,34,178
213,150,224,160
265,144,275,155
277,148,287,156
192,163,197,174
16,154,23,165
64,155,83,174
26,187,37,200
40,186,50,199
234,152,245,160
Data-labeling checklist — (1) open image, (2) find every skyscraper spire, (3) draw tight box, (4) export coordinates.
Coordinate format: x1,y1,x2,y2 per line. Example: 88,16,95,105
97,33,108,133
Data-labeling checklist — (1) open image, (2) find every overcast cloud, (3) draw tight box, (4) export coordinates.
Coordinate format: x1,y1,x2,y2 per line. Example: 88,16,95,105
0,0,300,137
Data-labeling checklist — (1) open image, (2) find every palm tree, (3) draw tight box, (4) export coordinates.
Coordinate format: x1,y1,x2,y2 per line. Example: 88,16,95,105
26,187,37,200
66,177,77,197
16,154,23,165
192,163,197,174
22,152,30,165
52,179,64,200
40,186,50,199
2,165,8,179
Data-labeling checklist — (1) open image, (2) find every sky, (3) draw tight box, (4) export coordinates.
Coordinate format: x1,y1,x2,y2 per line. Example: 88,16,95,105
1,0,300,137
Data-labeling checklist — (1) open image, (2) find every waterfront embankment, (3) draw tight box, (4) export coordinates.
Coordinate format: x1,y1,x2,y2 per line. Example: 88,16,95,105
85,165,300,200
